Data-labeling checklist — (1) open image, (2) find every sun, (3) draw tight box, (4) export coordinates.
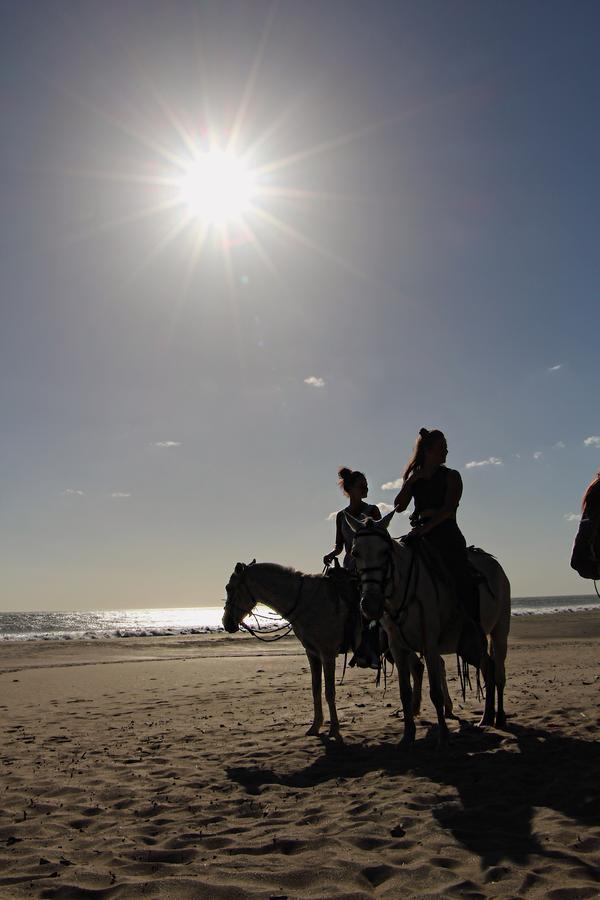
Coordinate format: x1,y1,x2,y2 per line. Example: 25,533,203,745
177,150,257,226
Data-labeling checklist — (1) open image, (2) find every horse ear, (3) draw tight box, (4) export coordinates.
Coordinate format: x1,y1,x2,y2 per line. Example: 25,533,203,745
344,513,363,533
249,558,256,566
379,509,396,530
235,562,245,575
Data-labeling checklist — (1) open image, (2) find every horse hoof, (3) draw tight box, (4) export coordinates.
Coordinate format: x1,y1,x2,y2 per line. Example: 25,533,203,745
477,715,494,728
495,713,507,729
327,730,343,743
399,730,416,749
306,725,321,736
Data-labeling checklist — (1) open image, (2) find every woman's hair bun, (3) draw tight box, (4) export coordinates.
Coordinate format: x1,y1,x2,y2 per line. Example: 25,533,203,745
338,466,353,479
419,427,430,438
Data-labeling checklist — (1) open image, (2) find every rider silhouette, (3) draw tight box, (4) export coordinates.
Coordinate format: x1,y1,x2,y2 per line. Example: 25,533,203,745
394,428,485,665
324,466,381,667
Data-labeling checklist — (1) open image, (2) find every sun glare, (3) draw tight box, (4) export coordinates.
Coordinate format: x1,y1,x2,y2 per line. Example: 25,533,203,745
178,151,256,225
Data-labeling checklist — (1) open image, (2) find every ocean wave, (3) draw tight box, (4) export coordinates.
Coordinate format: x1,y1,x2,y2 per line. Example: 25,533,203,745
0,625,226,642
512,603,600,617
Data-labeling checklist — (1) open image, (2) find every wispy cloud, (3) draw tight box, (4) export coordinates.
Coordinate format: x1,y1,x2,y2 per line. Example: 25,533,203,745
553,441,566,449
584,435,600,448
564,513,580,523
381,478,403,490
111,492,131,499
465,457,503,469
548,363,562,372
152,441,181,448
63,488,85,496
304,376,325,388
533,451,543,460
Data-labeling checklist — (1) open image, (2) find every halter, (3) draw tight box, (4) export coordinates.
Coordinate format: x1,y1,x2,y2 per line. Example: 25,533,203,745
354,529,422,651
353,527,396,613
224,560,305,641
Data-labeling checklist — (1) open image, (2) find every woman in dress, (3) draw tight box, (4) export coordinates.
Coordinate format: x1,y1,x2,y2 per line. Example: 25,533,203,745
324,467,381,667
324,467,381,570
393,428,484,664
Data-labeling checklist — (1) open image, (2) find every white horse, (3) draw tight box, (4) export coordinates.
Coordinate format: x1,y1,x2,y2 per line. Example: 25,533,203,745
345,511,511,747
222,560,429,740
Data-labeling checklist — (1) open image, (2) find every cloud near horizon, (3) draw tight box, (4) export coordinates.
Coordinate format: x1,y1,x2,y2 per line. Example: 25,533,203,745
533,451,543,460
548,363,562,371
111,492,131,498
152,441,181,448
465,457,503,469
381,477,403,490
584,435,600,447
564,513,580,522
304,376,325,388
63,488,85,496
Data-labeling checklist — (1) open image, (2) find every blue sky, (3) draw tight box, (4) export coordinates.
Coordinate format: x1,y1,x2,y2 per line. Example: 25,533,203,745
1,0,599,610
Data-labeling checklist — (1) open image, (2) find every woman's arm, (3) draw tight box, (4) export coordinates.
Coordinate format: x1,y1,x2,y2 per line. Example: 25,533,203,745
416,470,462,535
323,511,345,564
371,505,382,521
394,476,417,511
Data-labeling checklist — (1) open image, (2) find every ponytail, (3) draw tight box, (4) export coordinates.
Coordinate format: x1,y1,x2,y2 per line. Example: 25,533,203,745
403,428,445,481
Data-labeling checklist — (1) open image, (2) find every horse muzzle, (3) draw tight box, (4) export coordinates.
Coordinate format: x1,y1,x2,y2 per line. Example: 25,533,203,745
360,590,385,621
222,612,239,634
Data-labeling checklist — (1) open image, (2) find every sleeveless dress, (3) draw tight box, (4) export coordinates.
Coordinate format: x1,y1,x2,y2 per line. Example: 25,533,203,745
339,503,380,571
411,467,477,618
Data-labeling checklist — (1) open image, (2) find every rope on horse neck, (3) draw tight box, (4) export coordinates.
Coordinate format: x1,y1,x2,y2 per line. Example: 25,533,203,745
239,618,294,642
237,573,305,642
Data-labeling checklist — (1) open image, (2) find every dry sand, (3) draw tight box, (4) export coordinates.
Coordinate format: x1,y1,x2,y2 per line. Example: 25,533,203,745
0,612,599,899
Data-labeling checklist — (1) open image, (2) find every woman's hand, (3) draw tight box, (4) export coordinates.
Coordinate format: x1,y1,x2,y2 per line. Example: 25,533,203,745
323,551,337,566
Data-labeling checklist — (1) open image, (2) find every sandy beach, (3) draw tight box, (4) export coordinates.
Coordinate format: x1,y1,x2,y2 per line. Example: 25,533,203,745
1,612,599,899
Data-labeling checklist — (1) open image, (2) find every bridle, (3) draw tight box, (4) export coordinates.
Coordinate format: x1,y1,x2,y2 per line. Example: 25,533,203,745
354,529,421,645
224,560,305,640
353,527,397,618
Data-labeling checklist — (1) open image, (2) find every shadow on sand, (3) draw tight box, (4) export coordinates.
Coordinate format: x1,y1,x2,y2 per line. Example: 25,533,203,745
227,722,599,873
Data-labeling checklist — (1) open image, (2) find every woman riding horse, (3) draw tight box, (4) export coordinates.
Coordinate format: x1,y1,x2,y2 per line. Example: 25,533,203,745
393,428,485,665
324,467,381,667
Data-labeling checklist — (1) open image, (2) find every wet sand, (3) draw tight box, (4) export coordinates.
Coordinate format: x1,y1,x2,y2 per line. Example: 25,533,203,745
1,611,599,898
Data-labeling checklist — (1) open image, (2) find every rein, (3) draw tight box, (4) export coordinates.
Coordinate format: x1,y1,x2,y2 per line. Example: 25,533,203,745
229,565,305,643
354,528,422,653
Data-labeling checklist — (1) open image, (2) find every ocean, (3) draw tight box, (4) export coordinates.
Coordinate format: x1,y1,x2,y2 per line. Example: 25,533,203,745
0,594,599,642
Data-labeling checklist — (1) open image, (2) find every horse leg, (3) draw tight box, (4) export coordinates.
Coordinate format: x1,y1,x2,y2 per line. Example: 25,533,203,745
478,653,496,727
440,657,455,718
491,627,508,729
305,652,323,736
424,651,450,747
395,649,416,746
322,654,341,740
409,652,424,718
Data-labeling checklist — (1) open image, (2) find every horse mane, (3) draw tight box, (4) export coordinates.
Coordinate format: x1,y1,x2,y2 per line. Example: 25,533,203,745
253,561,305,577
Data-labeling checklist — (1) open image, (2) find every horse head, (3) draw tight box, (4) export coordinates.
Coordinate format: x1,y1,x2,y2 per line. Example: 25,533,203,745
345,510,396,621
222,559,257,633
